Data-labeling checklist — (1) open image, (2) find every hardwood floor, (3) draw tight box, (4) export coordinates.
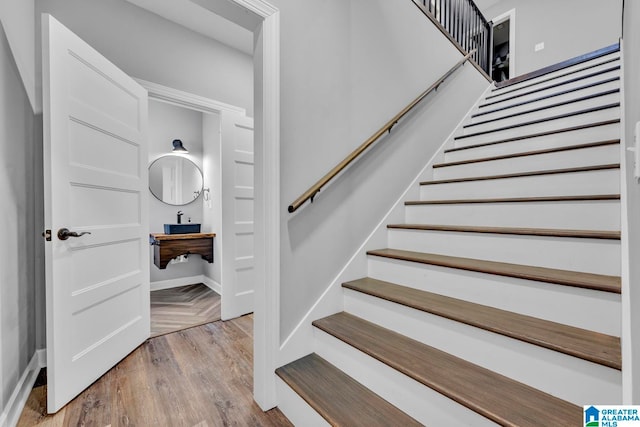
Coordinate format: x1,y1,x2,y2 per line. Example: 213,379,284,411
151,283,221,337
17,315,292,427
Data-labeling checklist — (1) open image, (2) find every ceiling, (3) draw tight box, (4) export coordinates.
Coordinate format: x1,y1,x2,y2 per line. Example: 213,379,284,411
473,0,502,14
125,0,253,55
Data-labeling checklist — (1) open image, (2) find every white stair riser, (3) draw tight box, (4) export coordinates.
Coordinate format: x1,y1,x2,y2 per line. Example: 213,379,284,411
482,69,620,110
275,377,331,427
387,229,620,276
444,123,620,163
344,290,622,405
472,79,620,123
313,329,498,427
404,200,620,230
454,107,620,147
367,257,621,336
435,144,619,180
420,169,619,200
490,53,620,96
464,92,620,135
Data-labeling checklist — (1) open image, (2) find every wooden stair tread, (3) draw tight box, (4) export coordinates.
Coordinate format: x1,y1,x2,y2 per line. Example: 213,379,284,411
466,89,619,128
405,194,620,205
343,277,621,369
492,58,619,98
313,312,582,427
482,65,621,107
476,77,619,117
455,103,620,140
420,163,619,185
366,248,621,293
493,43,619,90
445,119,620,153
387,224,621,240
435,139,619,168
276,353,421,427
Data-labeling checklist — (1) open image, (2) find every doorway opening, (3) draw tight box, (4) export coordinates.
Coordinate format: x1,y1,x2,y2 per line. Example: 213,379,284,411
491,9,516,82
142,80,255,337
40,0,280,414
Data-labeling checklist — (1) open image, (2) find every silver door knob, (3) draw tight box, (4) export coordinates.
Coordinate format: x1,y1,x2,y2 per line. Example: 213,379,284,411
57,228,92,241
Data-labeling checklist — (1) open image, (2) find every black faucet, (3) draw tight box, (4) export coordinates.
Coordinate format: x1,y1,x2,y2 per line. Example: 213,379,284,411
177,210,184,224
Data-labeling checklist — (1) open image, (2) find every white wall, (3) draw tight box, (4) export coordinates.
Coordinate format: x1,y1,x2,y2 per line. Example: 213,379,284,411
35,0,254,116
622,1,640,404
482,0,622,75
0,21,37,416
148,101,206,284
0,0,36,112
272,0,489,340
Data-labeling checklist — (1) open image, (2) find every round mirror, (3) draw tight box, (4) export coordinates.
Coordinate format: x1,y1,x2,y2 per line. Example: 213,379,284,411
149,155,203,206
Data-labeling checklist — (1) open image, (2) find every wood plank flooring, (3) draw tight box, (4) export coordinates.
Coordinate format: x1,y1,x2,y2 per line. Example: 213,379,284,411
17,315,292,427
151,283,221,337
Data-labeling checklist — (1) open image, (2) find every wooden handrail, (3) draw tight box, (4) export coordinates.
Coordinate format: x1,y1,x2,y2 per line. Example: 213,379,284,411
288,50,476,213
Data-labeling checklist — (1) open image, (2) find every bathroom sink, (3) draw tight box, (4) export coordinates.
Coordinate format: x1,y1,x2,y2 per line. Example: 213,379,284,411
164,223,201,234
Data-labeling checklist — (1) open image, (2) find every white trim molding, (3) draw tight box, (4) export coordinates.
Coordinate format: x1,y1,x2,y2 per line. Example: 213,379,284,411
1,349,46,427
241,1,280,411
232,0,278,17
150,275,210,292
491,8,516,79
201,276,223,295
150,274,222,295
136,78,247,115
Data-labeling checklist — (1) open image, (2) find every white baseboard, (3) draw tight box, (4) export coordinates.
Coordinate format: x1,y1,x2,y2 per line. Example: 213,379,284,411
150,275,207,291
150,275,223,295
1,349,46,427
277,83,494,368
201,275,222,295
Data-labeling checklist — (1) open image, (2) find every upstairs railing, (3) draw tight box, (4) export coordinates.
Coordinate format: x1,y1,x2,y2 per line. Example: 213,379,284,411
288,51,476,213
416,0,492,76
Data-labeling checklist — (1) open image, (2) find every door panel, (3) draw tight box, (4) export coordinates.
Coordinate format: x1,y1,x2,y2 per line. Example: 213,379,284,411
221,113,255,320
42,14,149,412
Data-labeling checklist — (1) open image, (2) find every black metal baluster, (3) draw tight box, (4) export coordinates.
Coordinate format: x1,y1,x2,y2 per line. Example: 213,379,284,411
462,0,467,51
484,25,488,73
455,0,460,44
466,3,475,52
476,13,481,63
448,0,453,34
460,0,464,50
445,0,449,32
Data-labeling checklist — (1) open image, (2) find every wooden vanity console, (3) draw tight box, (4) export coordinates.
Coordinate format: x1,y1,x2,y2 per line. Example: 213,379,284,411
149,233,216,269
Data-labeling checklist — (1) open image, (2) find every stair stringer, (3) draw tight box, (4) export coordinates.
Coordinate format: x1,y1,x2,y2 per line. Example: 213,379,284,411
618,38,634,402
277,83,494,370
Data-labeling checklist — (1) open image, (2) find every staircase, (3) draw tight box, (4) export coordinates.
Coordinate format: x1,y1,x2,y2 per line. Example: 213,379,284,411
276,45,622,426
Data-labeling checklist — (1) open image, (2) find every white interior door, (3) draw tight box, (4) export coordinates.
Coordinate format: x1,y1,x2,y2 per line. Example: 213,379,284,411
221,112,254,320
42,14,149,413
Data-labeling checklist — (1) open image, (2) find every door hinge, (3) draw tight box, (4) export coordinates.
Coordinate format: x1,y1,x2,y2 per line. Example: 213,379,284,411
42,229,52,241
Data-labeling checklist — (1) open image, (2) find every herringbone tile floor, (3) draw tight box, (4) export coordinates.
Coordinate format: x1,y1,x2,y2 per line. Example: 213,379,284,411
150,283,221,337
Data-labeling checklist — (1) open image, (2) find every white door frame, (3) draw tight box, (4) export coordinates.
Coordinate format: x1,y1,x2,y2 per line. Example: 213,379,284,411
246,3,280,410
137,2,281,410
173,0,280,410
492,8,516,79
138,0,281,410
